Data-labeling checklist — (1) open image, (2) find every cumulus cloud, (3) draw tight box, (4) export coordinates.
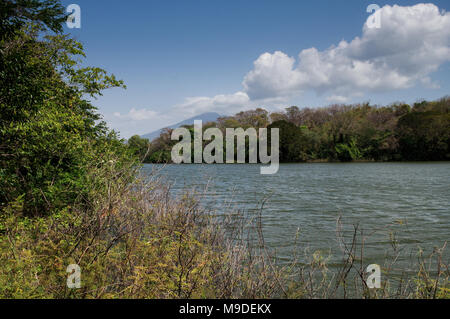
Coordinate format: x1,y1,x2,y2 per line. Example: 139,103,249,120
243,51,307,99
242,3,450,101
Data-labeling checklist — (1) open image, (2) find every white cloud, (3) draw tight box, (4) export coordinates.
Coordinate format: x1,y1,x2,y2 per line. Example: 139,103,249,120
326,95,350,104
174,91,251,116
421,77,441,89
243,51,307,100
242,3,450,101
113,108,159,121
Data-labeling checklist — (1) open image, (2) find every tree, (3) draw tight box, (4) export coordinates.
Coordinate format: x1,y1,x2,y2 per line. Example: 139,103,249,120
0,1,130,215
268,120,306,162
0,0,67,41
397,110,450,161
335,138,362,162
146,128,175,163
128,135,150,162
270,112,287,123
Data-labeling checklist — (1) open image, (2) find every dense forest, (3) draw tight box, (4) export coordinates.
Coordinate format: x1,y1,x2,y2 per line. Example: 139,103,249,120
130,98,450,163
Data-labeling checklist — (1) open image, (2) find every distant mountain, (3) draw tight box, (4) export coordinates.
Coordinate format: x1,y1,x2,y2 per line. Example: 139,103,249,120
141,112,222,141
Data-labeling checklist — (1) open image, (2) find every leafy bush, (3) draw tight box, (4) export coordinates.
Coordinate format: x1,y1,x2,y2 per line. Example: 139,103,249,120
0,3,131,215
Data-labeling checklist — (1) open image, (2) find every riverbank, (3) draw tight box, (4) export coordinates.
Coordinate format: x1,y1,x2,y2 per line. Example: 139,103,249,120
1,170,448,299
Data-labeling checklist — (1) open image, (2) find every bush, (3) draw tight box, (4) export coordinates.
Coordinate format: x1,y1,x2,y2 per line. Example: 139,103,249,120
1,12,130,215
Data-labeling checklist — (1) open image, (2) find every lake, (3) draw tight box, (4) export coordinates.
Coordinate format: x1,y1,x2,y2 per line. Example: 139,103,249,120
142,163,449,270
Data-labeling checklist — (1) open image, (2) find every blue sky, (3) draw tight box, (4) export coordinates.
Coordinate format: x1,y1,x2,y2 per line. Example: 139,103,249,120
61,0,450,138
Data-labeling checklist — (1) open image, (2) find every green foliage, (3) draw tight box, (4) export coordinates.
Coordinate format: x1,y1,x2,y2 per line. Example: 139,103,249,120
336,138,362,162
0,1,132,215
397,107,450,161
268,120,306,162
127,135,150,162
145,128,175,163
0,0,67,41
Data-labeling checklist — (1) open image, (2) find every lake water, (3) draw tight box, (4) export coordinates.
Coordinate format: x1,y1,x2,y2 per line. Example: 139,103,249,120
142,163,449,269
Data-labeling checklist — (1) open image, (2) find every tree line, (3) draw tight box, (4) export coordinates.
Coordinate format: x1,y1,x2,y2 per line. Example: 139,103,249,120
129,98,450,163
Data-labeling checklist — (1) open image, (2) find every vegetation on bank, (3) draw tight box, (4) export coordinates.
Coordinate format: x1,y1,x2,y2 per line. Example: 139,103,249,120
0,0,448,299
135,98,450,163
